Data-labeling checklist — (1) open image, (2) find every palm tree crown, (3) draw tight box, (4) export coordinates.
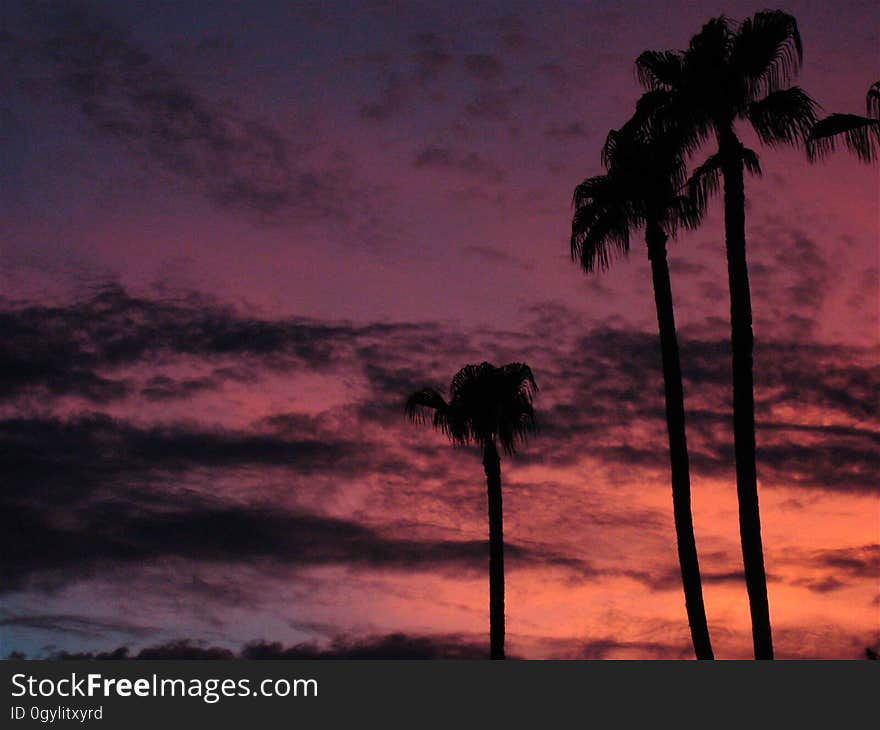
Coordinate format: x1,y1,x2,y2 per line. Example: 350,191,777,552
405,362,538,454
635,11,818,163
571,115,702,272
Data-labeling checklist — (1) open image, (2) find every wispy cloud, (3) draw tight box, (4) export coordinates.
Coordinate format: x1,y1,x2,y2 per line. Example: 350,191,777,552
412,145,504,182
10,6,348,222
1,284,876,621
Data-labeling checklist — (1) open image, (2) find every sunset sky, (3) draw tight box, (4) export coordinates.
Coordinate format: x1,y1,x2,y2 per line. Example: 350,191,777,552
0,0,877,659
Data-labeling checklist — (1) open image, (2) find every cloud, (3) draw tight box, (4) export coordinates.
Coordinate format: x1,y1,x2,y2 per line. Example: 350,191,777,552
0,614,155,639
791,576,847,593
241,633,488,659
140,375,220,401
813,544,880,579
0,408,599,593
544,121,590,139
494,15,531,53
360,72,412,120
357,31,453,120
501,324,879,496
463,54,505,81
3,284,876,498
411,48,453,81
54,641,233,661
747,230,833,338
770,624,880,660
463,245,532,270
0,413,362,478
463,86,522,120
1,284,876,623
0,283,429,403
412,145,503,181
536,62,568,83
41,633,489,660
14,6,345,221
358,22,530,126
579,637,691,660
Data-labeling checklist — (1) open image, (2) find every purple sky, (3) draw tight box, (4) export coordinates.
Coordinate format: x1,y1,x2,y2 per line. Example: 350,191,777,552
0,0,877,659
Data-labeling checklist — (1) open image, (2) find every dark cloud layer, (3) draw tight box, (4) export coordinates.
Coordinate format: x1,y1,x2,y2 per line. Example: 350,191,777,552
0,283,418,402
0,415,589,593
40,633,489,660
1,284,876,654
0,406,593,595
2,289,875,475
525,327,878,494
0,614,154,639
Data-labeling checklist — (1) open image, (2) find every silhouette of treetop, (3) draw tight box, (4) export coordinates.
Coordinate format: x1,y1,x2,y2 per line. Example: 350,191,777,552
405,362,537,455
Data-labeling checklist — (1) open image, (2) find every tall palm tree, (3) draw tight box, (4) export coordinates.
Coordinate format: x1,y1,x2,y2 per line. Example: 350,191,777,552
405,362,538,660
808,81,880,162
635,11,820,659
571,114,714,659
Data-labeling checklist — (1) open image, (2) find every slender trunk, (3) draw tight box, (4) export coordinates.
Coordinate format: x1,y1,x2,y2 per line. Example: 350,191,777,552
482,440,505,660
646,220,714,660
720,131,774,659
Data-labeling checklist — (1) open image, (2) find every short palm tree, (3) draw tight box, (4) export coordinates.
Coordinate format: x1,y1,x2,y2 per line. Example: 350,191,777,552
808,81,880,162
635,11,820,659
405,362,538,660
571,114,714,659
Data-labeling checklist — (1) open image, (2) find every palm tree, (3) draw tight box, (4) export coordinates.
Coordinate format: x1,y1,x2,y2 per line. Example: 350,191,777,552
571,114,714,659
405,362,538,660
808,81,880,162
634,11,820,659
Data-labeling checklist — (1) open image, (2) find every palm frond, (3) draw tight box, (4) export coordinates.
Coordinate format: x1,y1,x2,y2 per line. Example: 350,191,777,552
732,10,803,98
571,200,637,274
600,129,621,171
612,92,701,169
498,362,538,396
663,194,703,234
685,16,732,84
571,207,633,272
573,174,601,205
687,152,724,212
629,88,676,130
571,174,634,273
494,362,538,455
404,388,448,423
636,89,713,159
747,86,818,147
635,50,684,91
449,364,485,403
807,113,880,163
742,146,762,176
687,146,762,211
867,81,879,119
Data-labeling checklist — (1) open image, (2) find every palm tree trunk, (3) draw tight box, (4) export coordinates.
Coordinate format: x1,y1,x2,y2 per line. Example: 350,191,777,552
720,133,774,660
482,440,505,660
646,220,714,660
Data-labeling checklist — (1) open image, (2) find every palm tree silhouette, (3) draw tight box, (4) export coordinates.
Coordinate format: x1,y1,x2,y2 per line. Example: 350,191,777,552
405,362,538,660
634,11,820,659
808,81,880,162
571,115,713,659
